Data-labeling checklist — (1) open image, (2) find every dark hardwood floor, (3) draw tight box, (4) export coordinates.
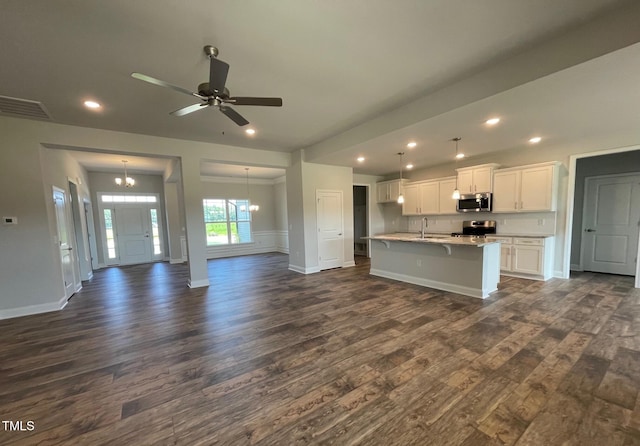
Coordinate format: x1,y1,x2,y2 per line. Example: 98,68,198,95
1,253,639,445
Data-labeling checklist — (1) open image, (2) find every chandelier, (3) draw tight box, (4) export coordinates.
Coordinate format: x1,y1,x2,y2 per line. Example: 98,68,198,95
115,160,135,187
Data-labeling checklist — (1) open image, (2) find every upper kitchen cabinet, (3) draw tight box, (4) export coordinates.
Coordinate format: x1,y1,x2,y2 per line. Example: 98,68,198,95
438,177,458,214
401,183,420,215
377,179,406,203
456,164,500,194
401,181,438,215
401,177,457,216
493,162,560,212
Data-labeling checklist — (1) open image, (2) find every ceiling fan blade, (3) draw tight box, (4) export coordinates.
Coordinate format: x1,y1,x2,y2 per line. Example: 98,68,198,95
219,106,249,126
227,97,283,107
209,58,230,94
170,102,208,117
131,72,205,98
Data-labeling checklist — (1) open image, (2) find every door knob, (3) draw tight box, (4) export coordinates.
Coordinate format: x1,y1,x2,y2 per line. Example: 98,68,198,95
584,228,595,232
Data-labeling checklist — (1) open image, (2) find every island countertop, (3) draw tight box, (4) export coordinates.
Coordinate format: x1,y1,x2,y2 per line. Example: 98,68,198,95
366,233,498,247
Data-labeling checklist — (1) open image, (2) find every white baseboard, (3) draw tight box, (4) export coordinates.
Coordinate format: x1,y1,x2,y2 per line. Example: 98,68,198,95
570,264,583,272
169,258,185,264
288,264,321,274
370,268,491,299
554,269,568,279
188,278,210,288
0,295,68,320
343,260,356,268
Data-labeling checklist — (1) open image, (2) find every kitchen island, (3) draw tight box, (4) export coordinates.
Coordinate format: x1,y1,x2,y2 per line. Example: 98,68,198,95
367,233,500,298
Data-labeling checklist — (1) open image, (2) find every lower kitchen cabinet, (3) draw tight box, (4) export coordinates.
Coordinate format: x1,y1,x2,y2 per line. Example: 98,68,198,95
485,236,554,281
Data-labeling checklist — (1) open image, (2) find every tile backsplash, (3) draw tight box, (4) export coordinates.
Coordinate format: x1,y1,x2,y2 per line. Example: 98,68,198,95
401,212,557,235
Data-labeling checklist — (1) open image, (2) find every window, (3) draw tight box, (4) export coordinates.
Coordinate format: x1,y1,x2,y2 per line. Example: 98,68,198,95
103,209,117,259
149,209,162,255
101,194,157,203
203,199,252,246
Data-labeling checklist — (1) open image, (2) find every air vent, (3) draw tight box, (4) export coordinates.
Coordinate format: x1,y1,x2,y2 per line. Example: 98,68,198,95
0,95,51,120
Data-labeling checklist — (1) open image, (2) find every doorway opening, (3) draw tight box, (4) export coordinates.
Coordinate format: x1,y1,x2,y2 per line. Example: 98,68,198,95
353,185,368,257
567,148,640,286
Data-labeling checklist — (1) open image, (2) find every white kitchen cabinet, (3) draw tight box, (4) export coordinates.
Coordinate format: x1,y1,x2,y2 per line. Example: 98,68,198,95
419,181,439,215
438,177,458,214
485,236,554,280
493,162,559,212
401,180,438,215
512,244,544,275
401,183,420,215
456,164,500,194
377,179,405,203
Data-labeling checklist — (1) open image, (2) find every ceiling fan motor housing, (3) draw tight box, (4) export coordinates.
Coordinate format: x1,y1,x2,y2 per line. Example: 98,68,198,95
198,83,229,98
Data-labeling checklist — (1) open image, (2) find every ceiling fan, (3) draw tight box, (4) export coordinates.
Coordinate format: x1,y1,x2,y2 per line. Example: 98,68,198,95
131,45,282,126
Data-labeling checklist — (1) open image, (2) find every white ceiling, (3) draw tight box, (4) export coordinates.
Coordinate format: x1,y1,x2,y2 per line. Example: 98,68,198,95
1,0,639,176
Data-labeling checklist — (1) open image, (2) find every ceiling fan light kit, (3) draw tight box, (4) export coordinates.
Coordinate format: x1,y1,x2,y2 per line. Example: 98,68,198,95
131,45,282,127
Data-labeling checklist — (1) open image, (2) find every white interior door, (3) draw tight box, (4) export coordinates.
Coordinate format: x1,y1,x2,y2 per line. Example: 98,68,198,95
317,190,344,270
53,188,76,299
582,174,640,275
115,206,153,265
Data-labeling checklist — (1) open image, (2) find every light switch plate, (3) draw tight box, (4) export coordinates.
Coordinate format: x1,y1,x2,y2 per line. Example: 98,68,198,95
3,216,17,225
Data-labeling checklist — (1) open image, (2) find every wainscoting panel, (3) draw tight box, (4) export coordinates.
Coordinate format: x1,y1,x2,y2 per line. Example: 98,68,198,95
206,231,288,259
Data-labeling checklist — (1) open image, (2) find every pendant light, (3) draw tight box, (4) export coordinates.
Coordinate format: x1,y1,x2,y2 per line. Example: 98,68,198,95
397,152,405,204
451,138,461,199
115,160,135,187
244,168,259,212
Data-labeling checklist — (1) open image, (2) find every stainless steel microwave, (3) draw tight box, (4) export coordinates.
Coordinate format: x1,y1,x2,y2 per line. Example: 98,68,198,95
456,193,492,213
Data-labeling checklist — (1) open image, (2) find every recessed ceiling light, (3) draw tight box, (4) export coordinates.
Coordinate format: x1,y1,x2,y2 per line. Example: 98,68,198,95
529,136,542,144
245,128,256,135
486,117,500,125
456,153,465,159
407,142,417,148
357,156,365,162
406,163,414,169
83,100,101,109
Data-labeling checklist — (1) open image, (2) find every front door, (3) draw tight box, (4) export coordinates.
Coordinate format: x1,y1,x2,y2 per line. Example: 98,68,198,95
317,190,344,270
582,173,640,275
115,206,153,265
53,188,76,299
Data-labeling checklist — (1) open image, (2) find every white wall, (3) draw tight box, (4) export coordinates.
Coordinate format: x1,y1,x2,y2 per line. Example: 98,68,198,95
302,161,354,271
287,152,355,273
273,177,289,253
286,152,306,270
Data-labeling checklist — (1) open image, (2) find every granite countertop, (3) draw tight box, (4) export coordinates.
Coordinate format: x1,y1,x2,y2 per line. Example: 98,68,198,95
366,233,497,247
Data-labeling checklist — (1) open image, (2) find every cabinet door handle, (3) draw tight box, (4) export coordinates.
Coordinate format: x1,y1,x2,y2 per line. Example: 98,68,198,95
520,201,523,209
584,228,596,232
514,202,517,210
